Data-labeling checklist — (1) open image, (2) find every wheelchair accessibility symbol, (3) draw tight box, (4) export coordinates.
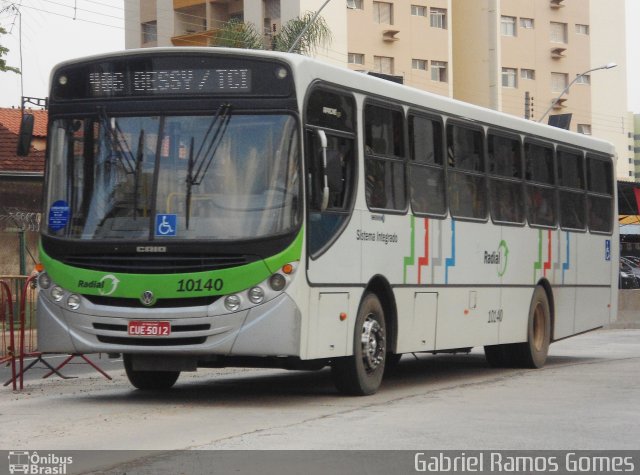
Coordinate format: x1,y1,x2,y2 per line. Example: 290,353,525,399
155,214,177,236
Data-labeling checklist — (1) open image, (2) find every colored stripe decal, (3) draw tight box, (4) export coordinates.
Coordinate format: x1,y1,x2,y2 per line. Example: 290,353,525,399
533,229,543,283
417,218,429,284
544,229,552,277
403,215,416,284
445,219,456,284
562,231,570,284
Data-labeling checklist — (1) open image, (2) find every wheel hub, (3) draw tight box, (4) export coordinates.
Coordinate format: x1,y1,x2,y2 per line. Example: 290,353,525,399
361,315,385,373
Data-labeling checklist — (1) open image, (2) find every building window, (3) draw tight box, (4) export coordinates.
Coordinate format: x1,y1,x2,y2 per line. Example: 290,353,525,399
520,18,534,29
551,72,568,92
576,74,591,85
349,0,364,9
575,24,590,35
431,61,448,82
502,68,518,88
430,8,447,29
501,16,516,36
141,21,157,44
521,69,536,80
374,56,394,74
577,124,592,135
550,22,568,43
412,59,427,71
411,5,427,17
348,53,365,65
373,1,393,24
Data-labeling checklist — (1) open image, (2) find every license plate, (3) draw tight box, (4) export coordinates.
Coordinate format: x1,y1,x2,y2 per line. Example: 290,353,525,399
128,321,171,337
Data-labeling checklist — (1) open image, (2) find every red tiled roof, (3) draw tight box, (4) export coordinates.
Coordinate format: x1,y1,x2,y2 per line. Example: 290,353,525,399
0,123,45,174
0,108,48,137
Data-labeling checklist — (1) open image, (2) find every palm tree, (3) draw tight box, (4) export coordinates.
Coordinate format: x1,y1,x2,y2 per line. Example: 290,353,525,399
273,12,332,55
210,13,332,56
210,19,264,50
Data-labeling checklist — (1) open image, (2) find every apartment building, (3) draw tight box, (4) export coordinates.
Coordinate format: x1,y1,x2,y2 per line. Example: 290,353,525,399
123,0,632,178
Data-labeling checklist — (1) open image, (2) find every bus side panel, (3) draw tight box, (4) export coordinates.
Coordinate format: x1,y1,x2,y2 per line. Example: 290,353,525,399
554,230,578,339
574,232,614,333
497,225,538,344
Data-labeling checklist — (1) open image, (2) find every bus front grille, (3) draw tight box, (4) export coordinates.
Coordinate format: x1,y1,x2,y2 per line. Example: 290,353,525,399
97,336,207,346
84,295,220,308
60,254,253,274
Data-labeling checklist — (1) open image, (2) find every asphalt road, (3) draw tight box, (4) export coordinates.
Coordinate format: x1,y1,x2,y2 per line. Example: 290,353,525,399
1,329,639,474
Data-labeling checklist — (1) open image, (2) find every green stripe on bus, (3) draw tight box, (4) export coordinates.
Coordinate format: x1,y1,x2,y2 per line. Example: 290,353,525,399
39,230,303,299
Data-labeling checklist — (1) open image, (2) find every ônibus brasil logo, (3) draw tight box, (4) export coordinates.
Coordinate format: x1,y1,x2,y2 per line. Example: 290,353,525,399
77,274,120,296
8,451,73,474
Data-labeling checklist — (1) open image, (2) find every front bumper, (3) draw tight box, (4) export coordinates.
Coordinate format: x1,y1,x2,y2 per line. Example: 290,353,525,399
37,292,301,357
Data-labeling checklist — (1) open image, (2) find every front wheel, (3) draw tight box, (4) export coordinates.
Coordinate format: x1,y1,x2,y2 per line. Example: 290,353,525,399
124,354,180,390
331,293,386,396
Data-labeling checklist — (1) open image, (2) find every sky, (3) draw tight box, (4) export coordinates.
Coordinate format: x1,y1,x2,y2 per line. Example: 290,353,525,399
0,0,638,112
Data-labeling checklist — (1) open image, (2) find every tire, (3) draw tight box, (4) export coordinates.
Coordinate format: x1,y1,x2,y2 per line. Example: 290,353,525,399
517,286,551,368
483,286,550,368
331,293,386,395
123,354,180,390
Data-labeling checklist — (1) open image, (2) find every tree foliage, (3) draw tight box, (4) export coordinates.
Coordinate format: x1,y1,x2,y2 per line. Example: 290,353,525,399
209,13,332,56
210,19,264,50
0,26,20,74
272,12,332,55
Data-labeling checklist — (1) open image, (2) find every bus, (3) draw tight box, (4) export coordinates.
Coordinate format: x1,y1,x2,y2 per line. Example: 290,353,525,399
34,48,618,395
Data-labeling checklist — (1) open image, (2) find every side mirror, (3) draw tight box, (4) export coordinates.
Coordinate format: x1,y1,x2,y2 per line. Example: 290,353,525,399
16,113,35,157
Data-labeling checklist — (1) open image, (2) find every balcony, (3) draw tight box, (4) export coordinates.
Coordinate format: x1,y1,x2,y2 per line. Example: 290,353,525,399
173,0,206,8
550,47,567,58
550,0,565,8
382,30,400,42
171,29,217,47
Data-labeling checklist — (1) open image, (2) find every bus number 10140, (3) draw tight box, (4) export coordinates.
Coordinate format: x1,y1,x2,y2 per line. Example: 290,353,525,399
177,278,224,293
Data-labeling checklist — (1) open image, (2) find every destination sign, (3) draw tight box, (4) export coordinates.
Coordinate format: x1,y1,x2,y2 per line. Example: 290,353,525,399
52,54,293,100
87,68,251,96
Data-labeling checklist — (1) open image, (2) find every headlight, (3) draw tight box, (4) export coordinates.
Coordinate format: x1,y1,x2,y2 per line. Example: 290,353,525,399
248,286,265,304
224,294,241,312
51,286,65,302
269,273,286,291
67,294,81,310
38,272,52,290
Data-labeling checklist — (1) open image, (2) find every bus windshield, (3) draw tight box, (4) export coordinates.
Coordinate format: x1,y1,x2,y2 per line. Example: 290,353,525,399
44,112,301,241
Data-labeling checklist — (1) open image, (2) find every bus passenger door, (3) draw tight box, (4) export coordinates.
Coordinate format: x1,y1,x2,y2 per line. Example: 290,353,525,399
305,128,360,284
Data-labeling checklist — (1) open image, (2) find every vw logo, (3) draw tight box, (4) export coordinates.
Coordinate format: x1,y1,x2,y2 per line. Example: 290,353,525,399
140,290,155,306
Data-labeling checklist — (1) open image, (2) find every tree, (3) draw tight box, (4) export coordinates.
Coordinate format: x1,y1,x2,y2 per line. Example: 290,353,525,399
273,12,332,55
209,13,332,56
0,26,20,74
210,19,264,50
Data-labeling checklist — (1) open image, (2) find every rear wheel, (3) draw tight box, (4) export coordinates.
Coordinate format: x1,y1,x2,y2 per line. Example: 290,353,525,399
332,293,386,395
517,286,551,368
483,286,551,368
124,354,180,390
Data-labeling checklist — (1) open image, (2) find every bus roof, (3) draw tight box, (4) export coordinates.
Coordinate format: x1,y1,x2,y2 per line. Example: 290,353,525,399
50,47,615,157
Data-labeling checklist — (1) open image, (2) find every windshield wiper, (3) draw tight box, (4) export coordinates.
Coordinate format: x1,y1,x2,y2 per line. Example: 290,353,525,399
132,129,145,219
185,103,232,229
98,107,136,175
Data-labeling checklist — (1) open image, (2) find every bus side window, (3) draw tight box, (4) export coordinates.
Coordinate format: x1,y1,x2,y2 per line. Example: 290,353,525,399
446,123,486,220
488,132,524,224
364,103,406,212
408,114,445,216
525,141,557,228
557,149,586,231
586,155,613,234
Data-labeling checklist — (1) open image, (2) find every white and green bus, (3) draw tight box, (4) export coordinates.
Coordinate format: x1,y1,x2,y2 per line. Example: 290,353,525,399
36,48,617,394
